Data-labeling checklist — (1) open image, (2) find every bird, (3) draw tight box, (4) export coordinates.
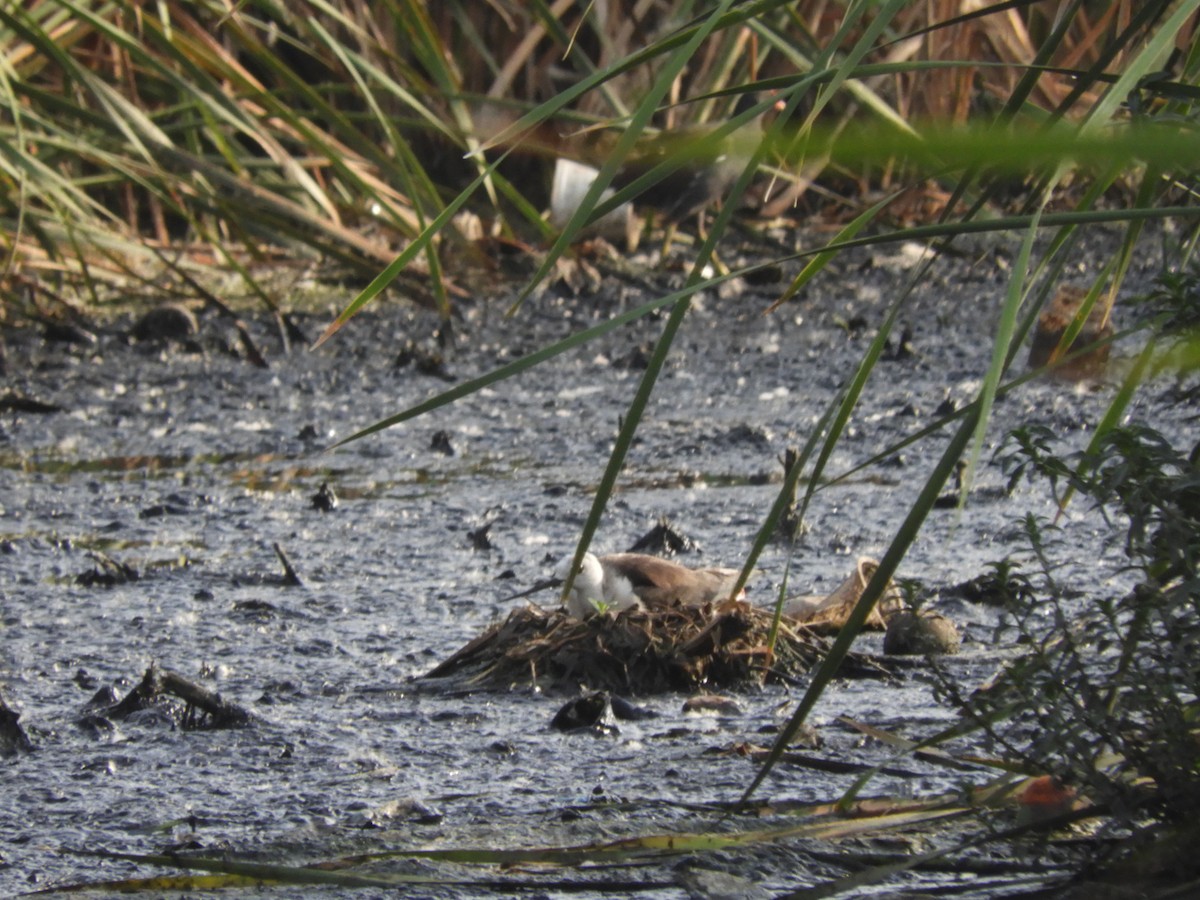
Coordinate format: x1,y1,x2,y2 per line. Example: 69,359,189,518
555,92,778,253
614,91,771,231
557,551,745,620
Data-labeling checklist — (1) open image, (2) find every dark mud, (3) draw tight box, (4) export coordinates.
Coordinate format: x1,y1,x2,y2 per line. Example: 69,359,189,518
0,224,1189,896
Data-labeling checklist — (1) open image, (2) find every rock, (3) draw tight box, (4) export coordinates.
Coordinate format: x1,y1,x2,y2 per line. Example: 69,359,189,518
551,692,619,734
683,694,743,716
883,611,960,655
129,303,199,342
678,866,770,900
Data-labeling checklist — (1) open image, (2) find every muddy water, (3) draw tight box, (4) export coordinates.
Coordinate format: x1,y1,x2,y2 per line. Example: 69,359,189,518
0,227,1185,896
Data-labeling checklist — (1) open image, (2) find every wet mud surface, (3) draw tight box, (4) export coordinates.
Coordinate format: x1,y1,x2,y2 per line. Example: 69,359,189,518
0,225,1190,895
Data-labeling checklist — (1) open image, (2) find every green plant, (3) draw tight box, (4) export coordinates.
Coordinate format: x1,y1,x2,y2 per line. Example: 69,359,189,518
968,425,1200,842
1140,266,1200,335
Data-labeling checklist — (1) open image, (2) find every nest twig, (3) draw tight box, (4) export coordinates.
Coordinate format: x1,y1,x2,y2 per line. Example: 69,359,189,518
423,601,837,694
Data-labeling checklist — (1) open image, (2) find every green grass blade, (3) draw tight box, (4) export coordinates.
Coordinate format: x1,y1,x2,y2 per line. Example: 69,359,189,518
961,199,1044,502
767,190,901,312
740,407,979,806
311,157,505,348
327,266,738,448
1081,0,1200,131
510,0,739,312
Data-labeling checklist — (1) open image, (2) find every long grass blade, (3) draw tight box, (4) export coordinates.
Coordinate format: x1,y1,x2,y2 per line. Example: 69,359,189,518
960,200,1044,503
510,0,739,312
327,264,740,447
740,407,979,806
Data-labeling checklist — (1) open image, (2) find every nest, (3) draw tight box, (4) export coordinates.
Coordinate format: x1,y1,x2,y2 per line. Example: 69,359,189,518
423,600,843,694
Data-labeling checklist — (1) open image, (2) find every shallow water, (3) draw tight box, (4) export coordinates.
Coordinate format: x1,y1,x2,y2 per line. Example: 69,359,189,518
0,227,1185,895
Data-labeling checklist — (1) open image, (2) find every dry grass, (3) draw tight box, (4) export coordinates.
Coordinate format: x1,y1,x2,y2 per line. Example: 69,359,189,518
4,0,1191,312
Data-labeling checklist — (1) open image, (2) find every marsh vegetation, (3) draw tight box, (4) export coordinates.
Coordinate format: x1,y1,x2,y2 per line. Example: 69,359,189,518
2,1,1199,895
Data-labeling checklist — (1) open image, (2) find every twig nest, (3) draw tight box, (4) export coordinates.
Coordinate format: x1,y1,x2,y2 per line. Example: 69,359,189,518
883,611,961,655
422,601,833,694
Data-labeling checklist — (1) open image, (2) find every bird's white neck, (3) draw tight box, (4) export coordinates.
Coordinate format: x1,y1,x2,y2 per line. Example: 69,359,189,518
561,552,640,618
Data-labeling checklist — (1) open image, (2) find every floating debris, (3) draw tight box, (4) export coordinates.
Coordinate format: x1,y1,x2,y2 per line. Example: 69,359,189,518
683,694,743,716
310,481,338,512
467,521,495,551
627,517,699,555
100,664,252,729
430,429,455,456
75,550,139,588
272,542,303,587
43,320,97,346
395,339,454,381
0,690,33,756
0,391,61,414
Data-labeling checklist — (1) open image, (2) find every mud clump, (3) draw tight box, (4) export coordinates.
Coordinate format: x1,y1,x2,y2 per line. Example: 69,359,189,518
128,302,199,342
883,611,961,655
